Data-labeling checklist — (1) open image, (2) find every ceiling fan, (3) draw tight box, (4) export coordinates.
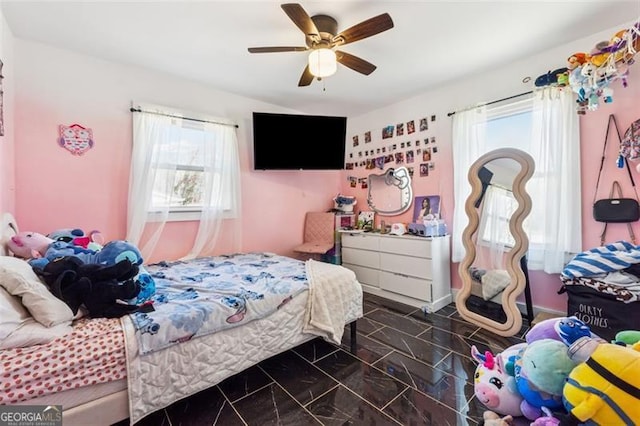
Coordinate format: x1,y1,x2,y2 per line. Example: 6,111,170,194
248,3,394,86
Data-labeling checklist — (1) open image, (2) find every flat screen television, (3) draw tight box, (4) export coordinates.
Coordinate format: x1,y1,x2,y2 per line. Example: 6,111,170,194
252,112,347,170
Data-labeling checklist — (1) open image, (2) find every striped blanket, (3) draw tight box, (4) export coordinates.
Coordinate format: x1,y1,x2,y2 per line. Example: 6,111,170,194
562,241,640,279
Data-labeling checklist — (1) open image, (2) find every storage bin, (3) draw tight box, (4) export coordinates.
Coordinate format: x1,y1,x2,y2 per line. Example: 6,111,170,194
561,284,640,342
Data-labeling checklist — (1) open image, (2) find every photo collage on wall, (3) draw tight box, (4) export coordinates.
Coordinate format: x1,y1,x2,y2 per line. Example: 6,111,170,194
345,114,438,188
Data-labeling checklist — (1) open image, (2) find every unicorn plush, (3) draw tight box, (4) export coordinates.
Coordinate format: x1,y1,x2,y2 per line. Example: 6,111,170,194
471,343,526,418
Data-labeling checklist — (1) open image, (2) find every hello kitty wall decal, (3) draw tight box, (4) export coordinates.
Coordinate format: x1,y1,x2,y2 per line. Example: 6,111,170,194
58,123,94,155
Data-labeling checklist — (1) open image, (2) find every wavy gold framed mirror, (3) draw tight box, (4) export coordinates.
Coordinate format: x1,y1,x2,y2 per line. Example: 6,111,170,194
455,148,534,336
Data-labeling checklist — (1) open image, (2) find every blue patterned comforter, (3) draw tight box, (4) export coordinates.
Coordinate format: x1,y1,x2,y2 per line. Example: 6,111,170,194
129,253,309,355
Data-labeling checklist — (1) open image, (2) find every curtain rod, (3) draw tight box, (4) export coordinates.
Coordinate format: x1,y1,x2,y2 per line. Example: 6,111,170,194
129,107,239,128
447,90,533,117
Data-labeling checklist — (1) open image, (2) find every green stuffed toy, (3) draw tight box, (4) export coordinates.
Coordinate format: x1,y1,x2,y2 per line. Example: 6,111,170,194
510,339,578,420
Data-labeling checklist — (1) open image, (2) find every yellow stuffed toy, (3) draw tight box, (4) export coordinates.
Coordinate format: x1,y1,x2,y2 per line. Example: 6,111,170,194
563,336,640,425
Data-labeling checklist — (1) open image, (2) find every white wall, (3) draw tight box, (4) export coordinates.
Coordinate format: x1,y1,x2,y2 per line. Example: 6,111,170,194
0,7,15,214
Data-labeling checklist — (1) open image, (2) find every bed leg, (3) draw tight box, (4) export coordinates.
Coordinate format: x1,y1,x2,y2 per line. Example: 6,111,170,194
350,321,357,353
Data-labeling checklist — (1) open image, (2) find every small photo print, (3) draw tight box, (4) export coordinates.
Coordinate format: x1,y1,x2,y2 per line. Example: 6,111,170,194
407,140,412,147
422,148,432,162
416,139,421,147
376,148,381,154
366,159,375,169
358,211,375,230
408,167,415,178
392,144,397,150
413,195,441,223
416,148,422,155
358,151,363,157
395,152,405,164
364,131,372,143
385,154,394,164
431,115,436,122
349,153,353,158
420,163,429,177
352,135,359,147
382,146,386,153
345,163,354,170
382,125,394,139
429,162,435,170
401,142,406,149
431,136,436,144
396,123,404,136
424,138,429,144
407,120,415,134
432,146,438,154
406,150,415,163
420,117,429,131
349,176,357,187
375,156,385,169
360,178,369,189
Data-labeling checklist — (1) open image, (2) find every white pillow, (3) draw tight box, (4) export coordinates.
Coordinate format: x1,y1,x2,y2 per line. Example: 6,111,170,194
0,256,73,327
0,286,31,341
0,318,72,349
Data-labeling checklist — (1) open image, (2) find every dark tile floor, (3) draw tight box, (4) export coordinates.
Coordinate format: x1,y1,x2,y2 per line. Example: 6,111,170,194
117,293,531,426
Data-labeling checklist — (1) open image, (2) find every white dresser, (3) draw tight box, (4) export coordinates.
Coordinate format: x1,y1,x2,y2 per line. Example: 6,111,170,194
341,232,451,312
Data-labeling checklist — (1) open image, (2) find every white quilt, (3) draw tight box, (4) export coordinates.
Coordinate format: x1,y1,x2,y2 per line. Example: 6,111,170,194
122,260,363,425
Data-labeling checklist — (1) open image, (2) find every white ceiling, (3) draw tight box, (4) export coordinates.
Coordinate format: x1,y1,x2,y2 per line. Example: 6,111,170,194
2,1,639,116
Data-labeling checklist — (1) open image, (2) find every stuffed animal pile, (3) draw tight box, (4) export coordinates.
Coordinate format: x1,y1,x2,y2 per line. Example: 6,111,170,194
473,316,640,426
533,19,639,115
566,20,639,114
6,228,156,317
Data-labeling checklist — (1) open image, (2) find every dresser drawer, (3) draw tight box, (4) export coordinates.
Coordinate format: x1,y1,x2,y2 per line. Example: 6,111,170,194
379,236,431,258
342,264,379,288
380,253,432,279
342,247,379,269
341,233,380,250
380,271,431,301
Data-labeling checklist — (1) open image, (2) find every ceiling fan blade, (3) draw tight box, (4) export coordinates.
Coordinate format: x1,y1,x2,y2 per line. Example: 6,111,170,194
298,65,314,87
281,3,319,37
335,51,377,75
248,46,308,53
332,13,394,47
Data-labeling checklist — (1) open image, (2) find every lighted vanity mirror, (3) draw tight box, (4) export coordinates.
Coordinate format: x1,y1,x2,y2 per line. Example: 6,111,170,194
455,148,534,336
366,167,413,216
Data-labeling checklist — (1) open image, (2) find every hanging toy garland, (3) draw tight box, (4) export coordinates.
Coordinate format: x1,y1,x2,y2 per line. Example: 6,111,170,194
567,19,639,114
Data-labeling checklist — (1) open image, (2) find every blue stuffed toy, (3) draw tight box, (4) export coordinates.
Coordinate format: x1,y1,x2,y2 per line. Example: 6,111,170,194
31,239,156,304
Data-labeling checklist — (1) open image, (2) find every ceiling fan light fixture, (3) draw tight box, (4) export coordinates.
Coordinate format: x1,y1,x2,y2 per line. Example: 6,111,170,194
308,48,337,78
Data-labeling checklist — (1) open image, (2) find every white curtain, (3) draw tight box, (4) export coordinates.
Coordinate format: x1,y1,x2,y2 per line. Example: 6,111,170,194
451,106,487,262
526,87,582,273
127,104,241,261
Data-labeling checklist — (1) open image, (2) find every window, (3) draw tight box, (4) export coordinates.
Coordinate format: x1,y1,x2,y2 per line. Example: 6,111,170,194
452,88,581,273
128,103,240,259
148,119,236,221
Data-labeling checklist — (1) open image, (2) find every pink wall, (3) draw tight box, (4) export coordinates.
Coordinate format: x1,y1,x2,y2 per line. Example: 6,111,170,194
12,40,342,264
8,25,640,314
341,68,640,314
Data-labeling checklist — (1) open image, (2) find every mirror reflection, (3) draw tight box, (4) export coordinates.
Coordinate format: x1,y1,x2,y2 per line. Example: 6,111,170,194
366,167,413,216
456,148,534,336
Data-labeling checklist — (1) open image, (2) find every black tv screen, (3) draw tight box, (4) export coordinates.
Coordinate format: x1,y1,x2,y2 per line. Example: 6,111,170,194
252,112,347,170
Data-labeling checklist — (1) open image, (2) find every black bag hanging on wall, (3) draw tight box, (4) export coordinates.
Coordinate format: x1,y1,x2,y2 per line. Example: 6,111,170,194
593,114,640,244
593,181,640,223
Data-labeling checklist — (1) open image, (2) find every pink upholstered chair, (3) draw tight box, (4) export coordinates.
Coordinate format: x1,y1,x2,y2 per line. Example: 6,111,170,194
293,212,335,260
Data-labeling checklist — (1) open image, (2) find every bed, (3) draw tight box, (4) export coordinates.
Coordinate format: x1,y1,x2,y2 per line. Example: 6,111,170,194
0,213,364,425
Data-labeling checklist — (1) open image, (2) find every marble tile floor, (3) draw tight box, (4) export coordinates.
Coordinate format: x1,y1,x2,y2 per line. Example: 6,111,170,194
115,293,531,426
